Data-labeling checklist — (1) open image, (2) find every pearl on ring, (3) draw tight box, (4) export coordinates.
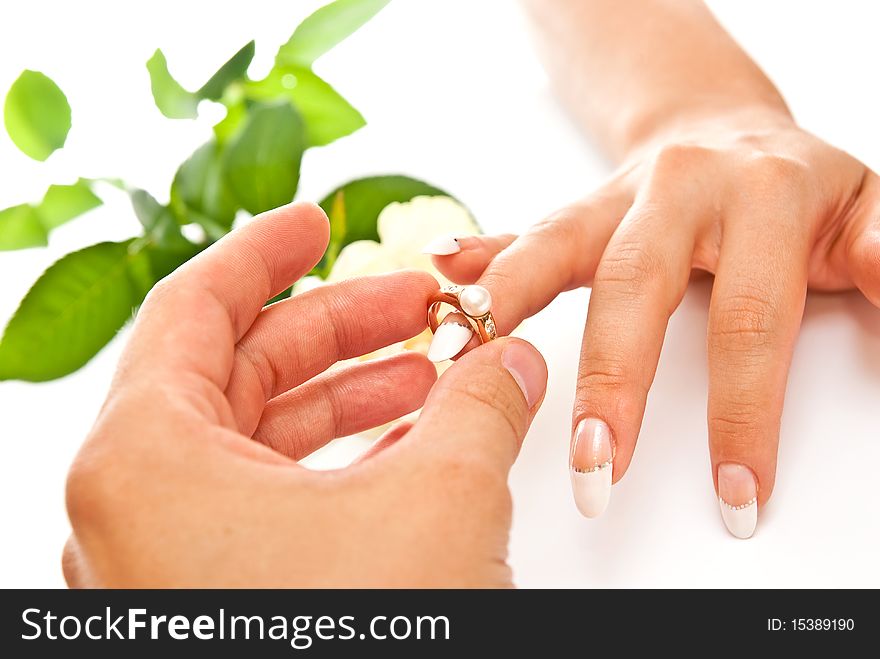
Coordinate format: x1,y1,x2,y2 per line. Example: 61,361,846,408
459,285,492,317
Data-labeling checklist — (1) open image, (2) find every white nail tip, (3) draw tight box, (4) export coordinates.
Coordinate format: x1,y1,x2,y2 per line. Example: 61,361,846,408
421,236,461,255
570,463,612,518
427,322,472,362
719,498,757,539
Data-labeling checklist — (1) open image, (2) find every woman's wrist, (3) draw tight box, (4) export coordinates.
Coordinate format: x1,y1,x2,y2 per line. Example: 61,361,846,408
619,95,795,162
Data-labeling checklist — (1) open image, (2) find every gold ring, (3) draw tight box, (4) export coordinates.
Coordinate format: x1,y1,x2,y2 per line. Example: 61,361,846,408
427,284,497,344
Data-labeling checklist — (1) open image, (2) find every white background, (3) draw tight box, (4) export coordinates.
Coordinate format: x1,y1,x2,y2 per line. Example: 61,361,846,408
1,1,878,588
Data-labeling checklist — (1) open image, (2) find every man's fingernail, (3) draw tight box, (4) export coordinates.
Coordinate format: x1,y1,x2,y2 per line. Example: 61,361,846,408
421,235,461,255
717,462,758,539
427,322,473,362
501,341,547,408
570,418,614,518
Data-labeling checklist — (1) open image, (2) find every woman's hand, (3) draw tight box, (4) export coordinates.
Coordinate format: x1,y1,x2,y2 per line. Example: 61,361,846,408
63,202,547,587
426,110,880,537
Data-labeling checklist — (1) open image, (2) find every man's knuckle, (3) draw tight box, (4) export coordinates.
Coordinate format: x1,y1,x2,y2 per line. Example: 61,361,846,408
65,448,115,531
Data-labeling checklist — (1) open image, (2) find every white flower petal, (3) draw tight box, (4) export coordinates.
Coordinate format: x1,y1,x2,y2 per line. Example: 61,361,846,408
325,240,390,283
377,196,479,252
292,275,326,295
323,195,480,285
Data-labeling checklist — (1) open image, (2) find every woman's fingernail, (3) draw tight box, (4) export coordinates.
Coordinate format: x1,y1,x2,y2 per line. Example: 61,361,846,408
502,341,547,408
421,235,461,255
717,462,758,539
427,322,473,362
569,418,614,518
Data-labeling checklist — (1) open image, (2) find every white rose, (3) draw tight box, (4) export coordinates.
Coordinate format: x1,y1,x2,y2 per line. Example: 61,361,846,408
296,195,478,287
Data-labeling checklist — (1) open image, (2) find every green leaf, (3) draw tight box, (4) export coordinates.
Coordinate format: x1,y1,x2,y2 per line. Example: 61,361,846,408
213,98,247,144
146,49,198,119
148,42,255,119
323,187,348,266
197,41,255,101
144,241,203,283
0,204,47,251
171,141,238,235
3,70,71,161
277,0,391,67
130,189,190,249
35,179,102,230
266,287,293,305
245,66,364,147
0,180,103,251
315,175,447,275
0,241,150,381
130,188,164,231
221,102,305,215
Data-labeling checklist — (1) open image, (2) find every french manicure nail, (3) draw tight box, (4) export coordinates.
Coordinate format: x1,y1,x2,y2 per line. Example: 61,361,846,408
717,462,758,539
502,341,547,408
427,322,473,362
421,235,461,255
570,418,614,518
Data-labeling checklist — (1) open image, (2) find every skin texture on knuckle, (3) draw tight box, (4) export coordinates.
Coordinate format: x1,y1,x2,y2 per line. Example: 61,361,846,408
64,392,151,528
528,210,584,249
575,357,650,421
709,288,780,352
708,378,784,445
535,204,589,235
577,356,634,393
708,403,767,442
651,142,717,176
65,440,118,538
741,151,812,187
521,210,589,285
595,239,669,294
735,152,818,220
66,389,192,535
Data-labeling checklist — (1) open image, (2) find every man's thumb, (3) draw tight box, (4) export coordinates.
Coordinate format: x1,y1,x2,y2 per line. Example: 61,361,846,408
410,337,547,477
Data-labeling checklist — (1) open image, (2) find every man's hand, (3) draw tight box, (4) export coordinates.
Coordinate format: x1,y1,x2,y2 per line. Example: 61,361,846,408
64,202,547,587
